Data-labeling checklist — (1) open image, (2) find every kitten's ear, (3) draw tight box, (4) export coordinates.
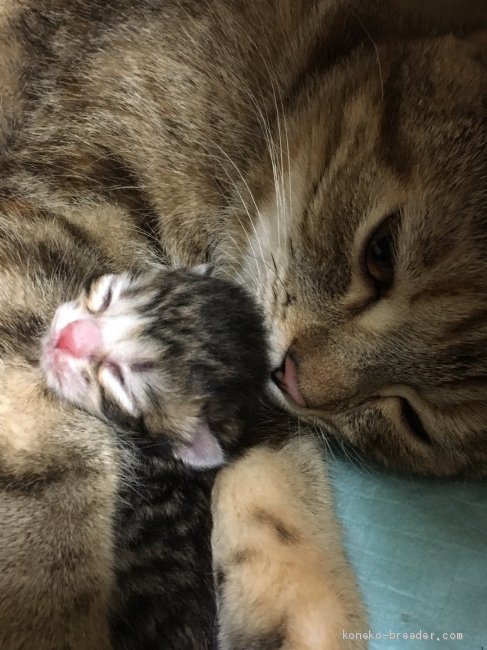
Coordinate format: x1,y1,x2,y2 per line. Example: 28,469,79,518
174,423,225,469
190,263,214,277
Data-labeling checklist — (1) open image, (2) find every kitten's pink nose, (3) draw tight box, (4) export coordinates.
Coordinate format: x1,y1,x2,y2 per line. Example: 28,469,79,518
56,319,102,358
273,354,307,407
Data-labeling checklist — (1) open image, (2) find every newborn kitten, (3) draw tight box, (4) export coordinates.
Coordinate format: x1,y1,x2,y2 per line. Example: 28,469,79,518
41,265,269,649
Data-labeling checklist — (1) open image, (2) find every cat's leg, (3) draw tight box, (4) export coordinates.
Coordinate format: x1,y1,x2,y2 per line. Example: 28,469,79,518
212,433,367,650
0,360,117,650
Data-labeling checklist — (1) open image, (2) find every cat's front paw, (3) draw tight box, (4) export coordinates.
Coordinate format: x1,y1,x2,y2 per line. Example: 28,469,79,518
212,437,368,649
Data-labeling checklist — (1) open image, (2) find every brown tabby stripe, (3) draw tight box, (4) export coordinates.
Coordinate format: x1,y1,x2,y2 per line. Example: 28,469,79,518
378,51,412,177
285,7,373,106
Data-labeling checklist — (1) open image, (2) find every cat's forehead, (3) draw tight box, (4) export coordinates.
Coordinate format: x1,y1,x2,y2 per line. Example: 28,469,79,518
283,34,486,296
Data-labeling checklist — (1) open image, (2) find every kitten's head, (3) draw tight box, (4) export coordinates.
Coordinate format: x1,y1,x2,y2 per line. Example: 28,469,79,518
41,267,269,469
240,32,487,476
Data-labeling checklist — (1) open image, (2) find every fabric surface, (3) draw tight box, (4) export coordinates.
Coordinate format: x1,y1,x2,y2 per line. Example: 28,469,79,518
330,457,487,649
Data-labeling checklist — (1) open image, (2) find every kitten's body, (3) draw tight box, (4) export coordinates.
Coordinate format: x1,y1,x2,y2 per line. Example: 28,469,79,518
0,0,485,648
112,451,216,650
100,272,267,650
41,268,269,650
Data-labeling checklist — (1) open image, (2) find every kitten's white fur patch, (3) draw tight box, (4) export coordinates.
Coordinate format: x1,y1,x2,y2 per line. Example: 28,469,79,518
41,274,165,420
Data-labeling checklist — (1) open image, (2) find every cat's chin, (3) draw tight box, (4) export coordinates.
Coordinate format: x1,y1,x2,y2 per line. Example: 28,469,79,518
40,338,90,407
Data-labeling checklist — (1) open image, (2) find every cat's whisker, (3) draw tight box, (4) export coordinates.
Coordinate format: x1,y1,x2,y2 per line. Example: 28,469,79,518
231,210,264,284
219,232,248,267
206,140,267,273
334,434,379,478
216,233,262,287
205,233,244,272
202,147,265,283
245,89,285,255
218,270,239,284
279,85,293,256
244,251,288,297
266,65,287,254
348,7,384,101
247,92,283,248
217,212,262,279
311,423,337,463
240,29,289,253
117,467,153,507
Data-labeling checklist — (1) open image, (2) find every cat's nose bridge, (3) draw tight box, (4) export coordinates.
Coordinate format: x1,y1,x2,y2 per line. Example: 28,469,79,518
277,327,359,410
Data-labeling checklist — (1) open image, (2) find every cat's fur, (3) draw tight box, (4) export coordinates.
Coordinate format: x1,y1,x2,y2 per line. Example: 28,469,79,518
0,0,485,476
0,0,485,648
41,267,269,649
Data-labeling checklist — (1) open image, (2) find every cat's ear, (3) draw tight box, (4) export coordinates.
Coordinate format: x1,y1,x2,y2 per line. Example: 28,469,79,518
174,422,225,469
190,263,214,277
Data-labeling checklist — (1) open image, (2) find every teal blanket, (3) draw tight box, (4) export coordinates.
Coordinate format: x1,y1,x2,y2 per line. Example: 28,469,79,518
330,459,486,649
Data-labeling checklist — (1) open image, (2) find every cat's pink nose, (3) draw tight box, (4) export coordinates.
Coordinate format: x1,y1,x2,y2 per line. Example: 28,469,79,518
56,319,103,358
273,354,307,407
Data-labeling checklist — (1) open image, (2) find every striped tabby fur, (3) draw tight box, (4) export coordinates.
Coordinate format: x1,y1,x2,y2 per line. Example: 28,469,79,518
0,0,484,648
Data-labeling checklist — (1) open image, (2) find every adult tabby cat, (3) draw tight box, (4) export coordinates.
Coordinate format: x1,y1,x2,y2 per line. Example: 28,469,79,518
0,0,485,648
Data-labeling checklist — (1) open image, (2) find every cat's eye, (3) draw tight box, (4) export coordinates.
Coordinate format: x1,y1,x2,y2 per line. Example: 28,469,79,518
85,275,114,314
399,398,431,445
364,214,399,295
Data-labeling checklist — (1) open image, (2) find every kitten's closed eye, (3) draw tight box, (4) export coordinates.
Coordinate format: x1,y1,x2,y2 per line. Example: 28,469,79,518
85,274,115,314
